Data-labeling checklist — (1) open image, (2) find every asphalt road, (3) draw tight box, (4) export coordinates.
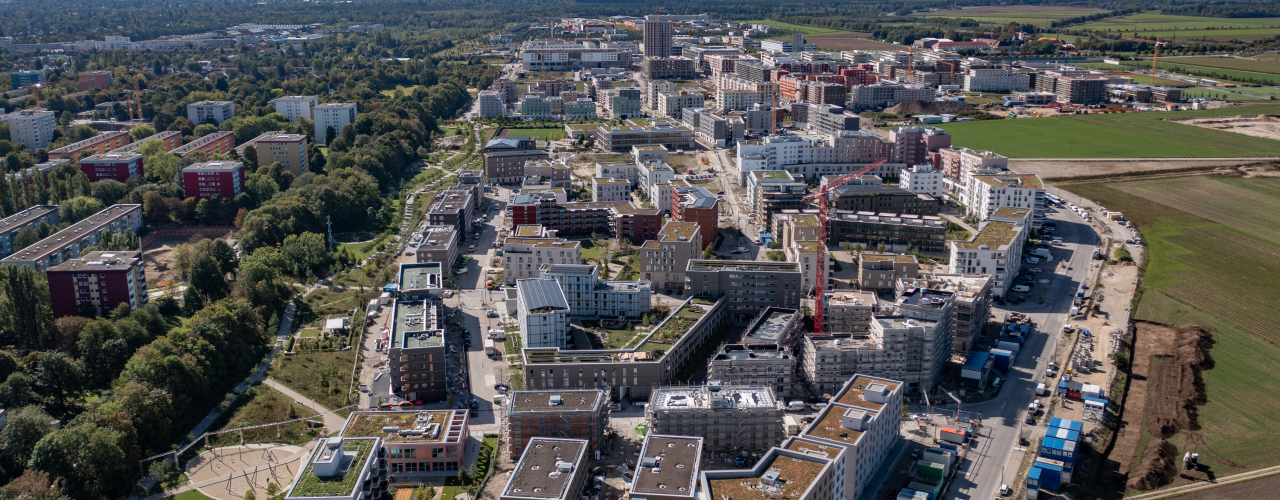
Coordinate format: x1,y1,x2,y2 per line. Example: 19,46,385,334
938,205,1101,500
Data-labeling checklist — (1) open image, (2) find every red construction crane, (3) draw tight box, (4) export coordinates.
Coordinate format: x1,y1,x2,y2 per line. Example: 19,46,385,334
801,158,887,334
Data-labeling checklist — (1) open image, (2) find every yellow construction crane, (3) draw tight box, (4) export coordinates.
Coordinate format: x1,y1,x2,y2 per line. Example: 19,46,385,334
1151,36,1161,86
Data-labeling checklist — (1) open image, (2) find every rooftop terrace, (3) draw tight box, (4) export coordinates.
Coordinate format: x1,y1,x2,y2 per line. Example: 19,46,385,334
707,453,827,500
834,376,899,410
342,410,464,443
288,438,375,498
657,221,700,242
954,221,1021,251
504,438,587,500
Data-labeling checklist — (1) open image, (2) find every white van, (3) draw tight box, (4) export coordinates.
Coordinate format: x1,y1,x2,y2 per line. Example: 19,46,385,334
1012,285,1031,293
786,401,806,412
1036,383,1048,396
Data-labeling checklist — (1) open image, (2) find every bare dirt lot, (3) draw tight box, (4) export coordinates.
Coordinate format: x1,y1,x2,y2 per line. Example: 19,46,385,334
1168,471,1280,500
1176,115,1280,142
142,233,232,286
806,34,899,51
1011,159,1260,180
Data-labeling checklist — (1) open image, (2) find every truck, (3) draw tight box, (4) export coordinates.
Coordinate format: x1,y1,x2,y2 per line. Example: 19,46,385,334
484,337,499,356
939,427,968,444
1037,383,1048,396
488,329,507,340
1033,247,1053,261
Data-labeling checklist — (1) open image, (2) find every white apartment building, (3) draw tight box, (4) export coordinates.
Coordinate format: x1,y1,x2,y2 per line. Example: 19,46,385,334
786,240,827,295
592,177,630,202
847,83,934,110
518,95,552,119
517,278,572,348
964,68,1032,93
502,236,582,285
900,164,942,197
3,110,56,150
735,133,902,186
269,95,318,123
841,51,874,64
478,91,505,118
596,161,638,184
186,100,235,125
637,160,675,212
640,221,702,291
949,208,1029,297
314,103,358,145
655,91,705,119
642,79,677,109
938,147,1008,186
795,374,903,500
563,99,597,119
538,264,651,319
962,173,1045,228
715,88,772,111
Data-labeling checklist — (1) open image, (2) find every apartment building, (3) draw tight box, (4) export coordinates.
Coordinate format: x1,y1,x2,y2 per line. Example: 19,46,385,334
518,95,552,119
520,40,632,72
655,91,705,119
735,127,951,184
563,99,597,119
269,95,319,122
510,193,662,243
900,164,942,197
886,286,956,390
389,264,449,402
829,185,939,215
785,240,827,295
1,204,143,271
748,170,806,223
182,161,245,199
46,251,147,318
938,147,1008,184
602,88,642,119
501,390,609,459
642,17,673,58
523,159,572,188
828,211,947,253
252,133,310,175
644,57,697,80
187,100,235,125
315,103,358,145
646,383,783,452
592,177,630,202
595,120,695,152
10,71,46,89
963,172,1045,228
0,206,59,257
900,273,993,354
429,189,474,234
640,221,702,292
111,130,182,154
964,68,1032,92
701,445,839,500
49,131,131,160
670,184,718,245
478,91,506,118
413,226,459,274
848,83,934,110
949,210,1028,297
1039,73,1108,105
685,260,801,321
172,131,235,158
486,150,549,185
708,308,801,397
630,435,703,500
795,375,903,500
858,253,920,290
282,436,387,500
518,278,572,348
77,153,143,182
501,438,588,500
339,410,470,477
821,290,878,335
502,235,581,285
75,70,112,91
3,110,56,151
791,104,860,136
538,264,651,319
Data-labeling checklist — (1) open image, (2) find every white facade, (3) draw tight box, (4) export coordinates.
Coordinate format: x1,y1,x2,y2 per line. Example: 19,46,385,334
636,160,675,212
949,217,1027,297
655,92,705,119
563,99,597,119
517,278,571,348
900,164,942,197
848,84,934,110
186,100,235,125
735,133,902,186
962,173,1045,226
478,91,505,118
315,103,358,145
502,237,582,284
963,69,1032,93
3,110,56,150
592,177,631,202
538,264,652,319
518,95,552,118
715,89,771,111
270,95,318,123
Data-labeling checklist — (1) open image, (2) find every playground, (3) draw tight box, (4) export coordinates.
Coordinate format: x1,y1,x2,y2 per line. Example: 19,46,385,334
185,443,315,500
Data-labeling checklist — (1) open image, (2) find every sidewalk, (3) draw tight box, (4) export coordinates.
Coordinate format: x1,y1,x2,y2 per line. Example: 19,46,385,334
261,378,349,433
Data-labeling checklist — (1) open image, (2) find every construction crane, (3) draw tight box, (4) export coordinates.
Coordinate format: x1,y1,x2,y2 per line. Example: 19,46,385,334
800,158,887,334
1151,36,1161,87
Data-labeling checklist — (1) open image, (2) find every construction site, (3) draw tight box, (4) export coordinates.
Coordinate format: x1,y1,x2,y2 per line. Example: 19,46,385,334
1174,114,1280,142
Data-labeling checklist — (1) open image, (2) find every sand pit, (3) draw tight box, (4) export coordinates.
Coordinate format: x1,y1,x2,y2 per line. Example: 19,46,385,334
1175,115,1280,142
186,443,312,500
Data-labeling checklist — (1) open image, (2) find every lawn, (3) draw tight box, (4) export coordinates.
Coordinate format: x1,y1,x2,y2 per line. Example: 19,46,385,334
744,20,853,37
935,103,1280,158
381,85,426,97
1079,12,1280,32
499,127,566,141
303,287,377,315
1163,56,1280,76
338,234,392,263
207,385,322,447
1067,176,1280,482
578,238,612,263
171,491,217,500
268,350,358,410
1183,88,1267,101
924,6,1109,27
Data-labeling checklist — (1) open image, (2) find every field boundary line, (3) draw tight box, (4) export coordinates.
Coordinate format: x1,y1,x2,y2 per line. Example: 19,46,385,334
1124,463,1280,499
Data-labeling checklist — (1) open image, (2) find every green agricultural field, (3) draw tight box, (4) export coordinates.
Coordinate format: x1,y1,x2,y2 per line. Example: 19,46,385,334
745,20,852,37
924,6,1109,27
1153,62,1280,85
1066,176,1280,482
1182,88,1265,101
936,103,1280,158
1079,12,1280,32
500,127,566,141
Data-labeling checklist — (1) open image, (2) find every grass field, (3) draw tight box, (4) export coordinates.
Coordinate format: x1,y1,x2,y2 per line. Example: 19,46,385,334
499,127,566,141
1166,57,1280,75
1152,62,1280,85
268,350,358,411
1079,12,1280,32
924,6,1109,27
207,385,321,447
172,490,217,500
1107,73,1194,87
381,85,425,97
1182,88,1267,101
1067,176,1280,485
745,19,852,37
936,103,1280,158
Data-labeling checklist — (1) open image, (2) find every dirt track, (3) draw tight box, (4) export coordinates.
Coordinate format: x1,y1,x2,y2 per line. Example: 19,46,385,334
1011,159,1263,180
1176,115,1280,142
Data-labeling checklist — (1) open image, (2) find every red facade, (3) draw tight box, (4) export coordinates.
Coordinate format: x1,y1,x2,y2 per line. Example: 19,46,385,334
48,265,135,318
182,162,245,199
79,155,143,182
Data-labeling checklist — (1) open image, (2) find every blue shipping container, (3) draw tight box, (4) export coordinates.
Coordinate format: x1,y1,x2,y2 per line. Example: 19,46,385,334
1049,418,1085,432
1034,463,1063,491
1026,466,1042,489
991,349,1012,372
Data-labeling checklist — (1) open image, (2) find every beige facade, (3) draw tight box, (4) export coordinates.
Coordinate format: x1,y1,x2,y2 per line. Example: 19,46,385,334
858,253,920,290
502,237,581,285
640,221,701,291
253,133,309,175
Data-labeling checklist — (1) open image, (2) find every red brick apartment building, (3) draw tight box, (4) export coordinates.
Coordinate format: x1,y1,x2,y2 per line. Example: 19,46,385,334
77,71,114,90
47,251,147,318
78,153,144,182
172,131,235,158
182,161,245,199
48,131,131,159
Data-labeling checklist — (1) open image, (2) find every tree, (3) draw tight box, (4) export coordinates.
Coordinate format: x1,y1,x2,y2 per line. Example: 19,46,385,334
11,226,39,252
128,125,157,142
90,179,129,205
702,244,714,259
143,152,182,183
243,145,259,170
28,423,128,499
193,123,219,138
0,373,36,409
0,406,56,473
0,470,70,500
106,381,173,454
279,232,333,277
26,351,84,403
325,126,337,145
0,265,53,349
57,196,105,224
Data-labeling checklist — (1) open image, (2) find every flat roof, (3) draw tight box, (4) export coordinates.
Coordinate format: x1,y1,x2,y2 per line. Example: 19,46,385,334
896,287,953,310
518,279,570,313
861,253,918,264
392,301,444,349
651,385,777,411
288,437,376,498
631,435,702,497
341,410,467,443
752,170,794,181
687,260,799,272
954,221,1021,250
657,221,699,242
183,161,244,172
81,152,142,162
504,237,581,249
508,390,605,413
594,177,629,185
516,225,544,237
0,205,57,236
255,132,307,142
974,173,1043,190
503,438,587,500
315,102,357,108
992,206,1031,218
876,316,938,330
48,251,139,272
400,262,443,290
419,226,458,250
745,308,798,344
834,375,900,410
2,204,140,263
706,452,828,500
794,241,824,254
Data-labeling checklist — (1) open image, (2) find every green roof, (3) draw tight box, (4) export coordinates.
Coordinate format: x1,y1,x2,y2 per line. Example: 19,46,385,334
954,221,1021,250
289,439,375,498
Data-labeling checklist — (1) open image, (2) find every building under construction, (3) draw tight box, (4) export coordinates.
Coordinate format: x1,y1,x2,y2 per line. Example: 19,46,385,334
707,308,802,398
645,382,784,452
501,389,610,460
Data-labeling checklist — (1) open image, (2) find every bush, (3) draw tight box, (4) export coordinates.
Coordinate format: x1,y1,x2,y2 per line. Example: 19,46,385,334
767,250,786,261
1116,247,1134,262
